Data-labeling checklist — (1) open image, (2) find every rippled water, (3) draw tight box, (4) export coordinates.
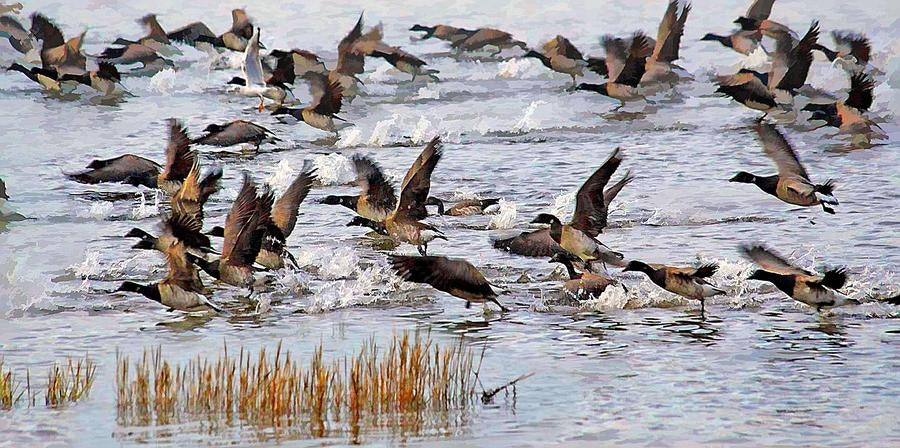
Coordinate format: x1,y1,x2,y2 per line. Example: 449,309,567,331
1,0,899,446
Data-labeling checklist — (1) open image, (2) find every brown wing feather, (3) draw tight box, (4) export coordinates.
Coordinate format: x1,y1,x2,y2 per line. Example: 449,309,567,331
390,255,495,299
602,35,628,80
614,32,651,86
221,174,258,262
30,13,65,49
653,2,690,63
396,137,443,220
756,123,809,180
335,14,366,75
69,154,161,184
271,168,316,238
845,72,874,112
493,228,565,257
571,147,624,237
741,244,813,275
603,169,634,208
353,155,397,215
304,72,344,116
161,119,196,181
745,0,776,20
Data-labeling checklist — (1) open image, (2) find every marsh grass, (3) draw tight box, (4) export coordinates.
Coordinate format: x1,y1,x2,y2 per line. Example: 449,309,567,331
116,332,478,440
1,355,96,410
45,356,97,407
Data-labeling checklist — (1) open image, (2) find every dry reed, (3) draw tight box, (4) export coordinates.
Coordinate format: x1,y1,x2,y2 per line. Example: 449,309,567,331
0,355,95,410
45,356,97,407
116,332,478,439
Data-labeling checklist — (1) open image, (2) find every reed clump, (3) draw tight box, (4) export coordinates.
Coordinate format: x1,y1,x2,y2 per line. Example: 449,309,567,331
116,332,478,439
0,355,96,410
1,357,23,409
45,356,97,407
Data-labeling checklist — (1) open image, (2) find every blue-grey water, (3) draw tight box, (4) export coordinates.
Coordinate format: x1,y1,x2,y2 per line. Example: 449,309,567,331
1,0,899,446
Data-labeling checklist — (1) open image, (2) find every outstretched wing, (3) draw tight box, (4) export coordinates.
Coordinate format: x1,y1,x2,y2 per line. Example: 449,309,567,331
396,137,443,220
571,147,624,237
756,123,809,180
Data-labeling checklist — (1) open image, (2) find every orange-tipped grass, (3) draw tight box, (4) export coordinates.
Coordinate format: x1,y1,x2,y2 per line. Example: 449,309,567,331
45,355,96,407
1,357,25,409
116,332,479,439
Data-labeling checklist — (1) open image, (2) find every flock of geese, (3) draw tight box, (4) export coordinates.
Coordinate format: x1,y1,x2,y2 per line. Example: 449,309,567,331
1,0,896,316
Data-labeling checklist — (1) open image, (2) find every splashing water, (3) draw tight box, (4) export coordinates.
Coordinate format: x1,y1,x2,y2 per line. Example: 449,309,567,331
311,153,355,185
513,101,546,132
131,191,160,220
488,200,518,230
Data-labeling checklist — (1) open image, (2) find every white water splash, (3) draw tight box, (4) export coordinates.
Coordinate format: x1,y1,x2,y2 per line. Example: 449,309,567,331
77,201,115,220
312,153,355,185
368,114,399,146
131,191,160,219
336,128,363,148
580,285,631,311
410,115,438,144
149,68,177,94
265,159,297,194
488,200,518,230
513,100,545,132
550,191,576,220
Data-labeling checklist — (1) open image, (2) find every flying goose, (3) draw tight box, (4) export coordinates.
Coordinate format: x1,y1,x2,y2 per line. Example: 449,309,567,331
425,197,501,216
191,9,255,52
817,31,872,74
272,72,345,132
320,155,398,221
494,162,633,258
715,22,820,112
347,137,446,255
524,35,594,87
741,244,856,311
730,123,838,214
409,24,475,44
29,13,86,75
803,72,882,140
390,255,508,311
192,120,279,150
451,27,527,55
329,14,383,99
623,260,725,313
128,158,222,255
370,44,439,81
526,148,630,269
700,29,762,55
188,174,273,293
117,223,221,312
97,42,174,77
66,119,194,192
575,33,652,109
6,62,76,92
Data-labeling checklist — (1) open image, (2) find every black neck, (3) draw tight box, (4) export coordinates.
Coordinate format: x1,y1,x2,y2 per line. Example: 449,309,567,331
753,271,796,295
120,281,161,303
754,175,779,196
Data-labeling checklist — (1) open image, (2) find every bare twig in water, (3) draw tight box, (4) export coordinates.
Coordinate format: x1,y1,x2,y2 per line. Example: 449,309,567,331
482,372,535,404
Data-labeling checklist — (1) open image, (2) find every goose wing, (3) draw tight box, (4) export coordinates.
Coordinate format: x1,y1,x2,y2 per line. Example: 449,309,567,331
161,119,196,182
741,244,814,276
614,32,651,86
353,155,397,216
745,0,776,21
270,167,316,238
390,255,494,298
303,71,344,116
755,123,809,180
653,1,690,64
396,137,442,220
571,147,624,237
845,72,874,112
166,22,216,44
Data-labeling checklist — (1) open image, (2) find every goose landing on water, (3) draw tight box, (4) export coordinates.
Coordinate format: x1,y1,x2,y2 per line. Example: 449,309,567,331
390,255,508,312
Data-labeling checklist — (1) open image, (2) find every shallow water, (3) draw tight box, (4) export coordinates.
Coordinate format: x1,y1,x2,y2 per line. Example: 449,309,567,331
1,0,899,446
